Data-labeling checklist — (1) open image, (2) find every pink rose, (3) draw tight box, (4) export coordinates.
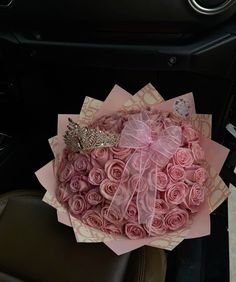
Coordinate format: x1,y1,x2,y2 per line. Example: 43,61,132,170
88,168,106,185
100,179,119,201
67,152,79,162
163,117,178,128
165,182,188,205
185,167,197,182
93,115,117,131
61,148,78,162
148,110,171,130
85,189,103,205
179,201,200,213
110,147,133,161
194,167,207,184
68,194,86,218
155,199,170,215
73,154,91,175
91,148,111,167
144,215,166,236
58,162,74,182
174,148,194,168
128,175,148,193
107,184,130,207
56,183,73,204
92,113,127,133
164,208,189,231
125,202,138,222
137,191,155,214
148,110,162,121
148,118,164,138
149,111,179,136
103,221,122,236
191,143,205,163
105,159,128,182
82,210,103,229
125,223,147,239
167,164,185,182
151,151,169,169
70,175,90,193
101,205,122,224
182,125,199,144
188,183,205,206
148,170,168,191
129,152,151,172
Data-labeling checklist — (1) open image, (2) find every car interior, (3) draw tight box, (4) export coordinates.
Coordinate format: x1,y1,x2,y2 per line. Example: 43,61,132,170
0,0,236,281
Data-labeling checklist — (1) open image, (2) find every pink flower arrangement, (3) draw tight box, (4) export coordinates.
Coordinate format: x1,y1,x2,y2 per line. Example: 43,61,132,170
56,110,208,239
35,84,230,254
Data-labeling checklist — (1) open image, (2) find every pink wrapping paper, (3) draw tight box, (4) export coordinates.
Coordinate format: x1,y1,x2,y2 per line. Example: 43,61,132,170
36,83,230,255
94,85,132,120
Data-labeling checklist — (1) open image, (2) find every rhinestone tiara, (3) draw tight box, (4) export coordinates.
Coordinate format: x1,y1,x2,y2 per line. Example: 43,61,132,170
64,118,119,153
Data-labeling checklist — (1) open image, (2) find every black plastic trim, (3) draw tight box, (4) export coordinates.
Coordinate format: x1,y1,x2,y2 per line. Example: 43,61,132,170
9,32,236,78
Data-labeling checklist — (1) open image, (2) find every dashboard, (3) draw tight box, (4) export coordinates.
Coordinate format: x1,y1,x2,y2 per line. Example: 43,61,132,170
0,0,236,32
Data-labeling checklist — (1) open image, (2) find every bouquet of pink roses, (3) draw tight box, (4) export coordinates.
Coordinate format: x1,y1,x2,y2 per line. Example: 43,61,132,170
36,84,230,255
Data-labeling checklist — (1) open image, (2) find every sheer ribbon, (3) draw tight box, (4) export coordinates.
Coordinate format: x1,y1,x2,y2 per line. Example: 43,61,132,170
108,112,182,230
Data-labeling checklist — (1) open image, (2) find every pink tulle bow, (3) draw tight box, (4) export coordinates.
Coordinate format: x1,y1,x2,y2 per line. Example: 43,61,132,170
108,112,182,230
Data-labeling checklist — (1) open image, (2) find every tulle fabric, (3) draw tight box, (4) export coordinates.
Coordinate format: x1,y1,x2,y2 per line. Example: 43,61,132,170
108,112,182,230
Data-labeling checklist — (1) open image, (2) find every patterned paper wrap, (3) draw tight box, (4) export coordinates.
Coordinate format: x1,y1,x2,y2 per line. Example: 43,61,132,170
37,83,230,255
